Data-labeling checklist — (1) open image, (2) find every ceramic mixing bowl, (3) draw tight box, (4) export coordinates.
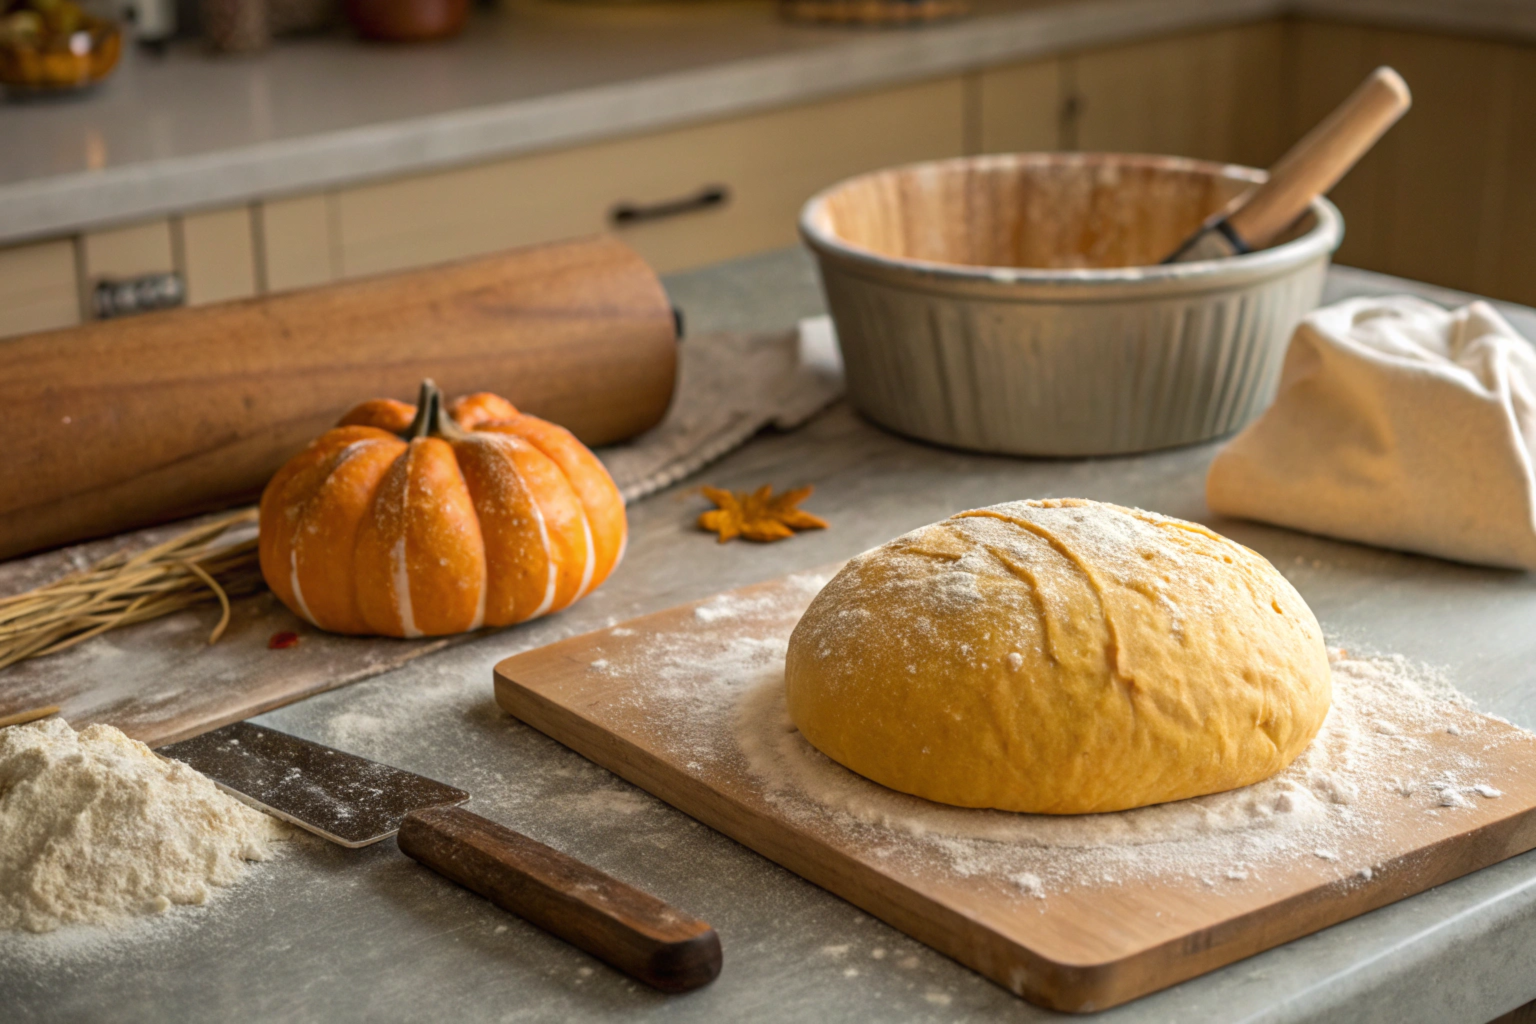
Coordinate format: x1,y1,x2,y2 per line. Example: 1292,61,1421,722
800,152,1342,456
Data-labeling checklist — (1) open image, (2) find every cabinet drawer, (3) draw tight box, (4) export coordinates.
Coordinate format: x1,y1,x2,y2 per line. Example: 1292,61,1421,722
0,238,79,339
334,76,967,277
180,206,258,306
81,219,176,283
976,57,1063,155
259,194,338,293
1069,22,1285,169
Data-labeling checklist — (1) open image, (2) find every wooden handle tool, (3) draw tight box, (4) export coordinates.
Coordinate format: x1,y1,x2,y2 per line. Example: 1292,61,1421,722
1164,67,1411,262
161,722,721,994
398,805,723,993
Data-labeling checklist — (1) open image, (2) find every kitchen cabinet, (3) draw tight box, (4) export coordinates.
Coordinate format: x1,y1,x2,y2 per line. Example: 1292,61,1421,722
80,220,176,288
973,57,1062,155
257,194,339,294
0,238,78,337
3,15,1535,342
180,207,259,307
976,18,1536,307
1287,20,1384,272
1289,20,1536,303
0,205,262,336
1495,50,1536,306
1368,28,1509,293
328,76,966,281
977,24,1286,167
1068,22,1287,169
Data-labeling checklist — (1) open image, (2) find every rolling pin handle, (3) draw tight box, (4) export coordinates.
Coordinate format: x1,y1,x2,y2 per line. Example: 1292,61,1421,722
397,805,722,993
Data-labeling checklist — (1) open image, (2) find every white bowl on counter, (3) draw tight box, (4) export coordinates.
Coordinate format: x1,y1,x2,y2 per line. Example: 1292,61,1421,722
799,152,1343,456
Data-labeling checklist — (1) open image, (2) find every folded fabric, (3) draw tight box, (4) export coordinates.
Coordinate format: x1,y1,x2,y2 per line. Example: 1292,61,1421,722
1206,295,1536,571
598,317,844,503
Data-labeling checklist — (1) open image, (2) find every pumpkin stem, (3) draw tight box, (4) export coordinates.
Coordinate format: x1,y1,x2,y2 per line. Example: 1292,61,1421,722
403,379,441,441
402,379,470,443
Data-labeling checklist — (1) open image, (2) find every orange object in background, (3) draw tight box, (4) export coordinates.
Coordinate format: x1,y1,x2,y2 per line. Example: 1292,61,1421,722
0,0,120,93
259,379,626,638
344,0,467,42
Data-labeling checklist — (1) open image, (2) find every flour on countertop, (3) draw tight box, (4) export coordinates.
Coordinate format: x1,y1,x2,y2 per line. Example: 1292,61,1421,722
569,788,653,817
0,718,287,934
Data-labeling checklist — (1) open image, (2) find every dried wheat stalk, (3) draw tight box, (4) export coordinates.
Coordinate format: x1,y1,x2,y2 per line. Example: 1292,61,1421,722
0,509,266,671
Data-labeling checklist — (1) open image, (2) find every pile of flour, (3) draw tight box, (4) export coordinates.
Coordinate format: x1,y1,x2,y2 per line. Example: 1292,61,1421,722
0,718,286,933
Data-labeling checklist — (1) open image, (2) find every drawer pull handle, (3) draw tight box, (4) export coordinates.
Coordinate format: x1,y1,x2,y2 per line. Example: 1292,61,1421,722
610,185,729,226
92,272,185,319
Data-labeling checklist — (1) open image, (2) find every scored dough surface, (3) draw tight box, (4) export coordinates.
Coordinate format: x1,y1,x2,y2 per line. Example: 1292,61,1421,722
784,499,1332,814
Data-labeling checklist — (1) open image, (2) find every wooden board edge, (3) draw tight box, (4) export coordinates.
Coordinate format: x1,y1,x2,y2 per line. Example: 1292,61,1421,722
1088,802,1536,1009
491,669,1092,1009
492,648,1536,1013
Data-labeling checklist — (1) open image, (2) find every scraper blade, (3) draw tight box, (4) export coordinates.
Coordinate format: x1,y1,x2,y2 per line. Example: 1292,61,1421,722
160,721,468,847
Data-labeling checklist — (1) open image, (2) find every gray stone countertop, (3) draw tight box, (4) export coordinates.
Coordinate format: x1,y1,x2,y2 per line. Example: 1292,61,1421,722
1,0,1532,246
6,247,1536,1022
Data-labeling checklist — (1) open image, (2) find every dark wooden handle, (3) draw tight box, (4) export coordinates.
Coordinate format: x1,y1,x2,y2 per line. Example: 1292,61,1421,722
397,805,722,993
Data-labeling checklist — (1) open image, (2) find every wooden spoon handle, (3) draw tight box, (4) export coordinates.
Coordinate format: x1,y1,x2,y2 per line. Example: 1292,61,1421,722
1227,66,1411,248
398,805,723,992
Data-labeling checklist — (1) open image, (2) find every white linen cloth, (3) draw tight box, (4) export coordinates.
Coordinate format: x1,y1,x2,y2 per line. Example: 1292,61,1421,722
1206,296,1536,571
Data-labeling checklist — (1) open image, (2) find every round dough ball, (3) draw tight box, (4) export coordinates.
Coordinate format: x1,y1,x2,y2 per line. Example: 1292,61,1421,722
784,499,1331,814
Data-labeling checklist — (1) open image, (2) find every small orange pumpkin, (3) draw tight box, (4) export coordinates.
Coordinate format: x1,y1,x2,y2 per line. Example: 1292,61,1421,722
259,379,626,637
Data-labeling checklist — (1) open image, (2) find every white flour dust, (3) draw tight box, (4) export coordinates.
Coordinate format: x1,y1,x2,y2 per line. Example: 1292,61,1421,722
694,593,787,623
731,650,1512,894
596,575,1524,901
0,719,287,933
319,663,474,756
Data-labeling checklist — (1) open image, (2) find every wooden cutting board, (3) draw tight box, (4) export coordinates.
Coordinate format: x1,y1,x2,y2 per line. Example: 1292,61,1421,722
493,569,1536,1013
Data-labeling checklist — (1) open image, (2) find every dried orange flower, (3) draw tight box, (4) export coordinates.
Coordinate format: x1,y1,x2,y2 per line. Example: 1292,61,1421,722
697,484,829,544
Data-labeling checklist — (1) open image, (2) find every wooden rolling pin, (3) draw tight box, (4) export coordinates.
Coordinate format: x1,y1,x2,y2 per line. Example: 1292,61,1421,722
0,235,677,562
1165,66,1411,262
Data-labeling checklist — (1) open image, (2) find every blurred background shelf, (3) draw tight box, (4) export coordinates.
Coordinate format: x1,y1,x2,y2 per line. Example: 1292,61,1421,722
2,0,1534,339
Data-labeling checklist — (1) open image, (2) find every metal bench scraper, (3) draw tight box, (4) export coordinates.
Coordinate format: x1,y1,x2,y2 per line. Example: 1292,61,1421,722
161,721,722,992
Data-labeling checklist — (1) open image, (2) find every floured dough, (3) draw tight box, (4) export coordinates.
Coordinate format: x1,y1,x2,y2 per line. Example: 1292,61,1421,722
784,499,1331,814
